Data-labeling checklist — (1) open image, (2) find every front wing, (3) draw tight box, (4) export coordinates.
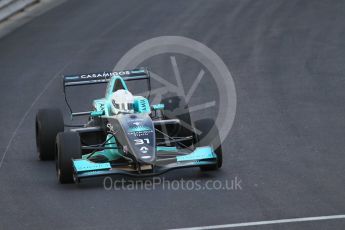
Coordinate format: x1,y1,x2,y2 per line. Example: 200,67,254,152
72,147,217,181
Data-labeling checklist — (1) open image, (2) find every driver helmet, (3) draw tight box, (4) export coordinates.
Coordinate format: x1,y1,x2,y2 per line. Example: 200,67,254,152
110,89,135,114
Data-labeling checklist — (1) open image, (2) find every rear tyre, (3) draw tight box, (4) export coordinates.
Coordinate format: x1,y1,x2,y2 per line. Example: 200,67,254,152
35,108,64,160
56,132,81,184
194,119,223,171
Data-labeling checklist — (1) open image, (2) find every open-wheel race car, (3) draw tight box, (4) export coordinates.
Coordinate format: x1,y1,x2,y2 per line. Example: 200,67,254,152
35,68,222,184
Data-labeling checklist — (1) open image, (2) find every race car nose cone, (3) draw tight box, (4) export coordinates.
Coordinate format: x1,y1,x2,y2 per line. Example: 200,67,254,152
137,152,155,164
114,113,156,164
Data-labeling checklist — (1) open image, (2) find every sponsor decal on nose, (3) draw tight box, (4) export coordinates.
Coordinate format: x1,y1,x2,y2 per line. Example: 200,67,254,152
141,155,151,159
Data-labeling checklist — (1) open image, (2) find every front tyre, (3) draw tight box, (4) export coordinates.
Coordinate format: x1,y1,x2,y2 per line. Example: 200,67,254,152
56,132,81,184
194,119,223,171
35,108,64,160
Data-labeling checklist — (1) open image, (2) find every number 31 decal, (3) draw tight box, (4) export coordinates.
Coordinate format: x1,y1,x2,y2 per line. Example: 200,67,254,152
134,138,150,145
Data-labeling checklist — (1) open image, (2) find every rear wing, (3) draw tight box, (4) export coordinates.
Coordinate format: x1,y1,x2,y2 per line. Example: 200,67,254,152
63,67,150,87
62,67,151,116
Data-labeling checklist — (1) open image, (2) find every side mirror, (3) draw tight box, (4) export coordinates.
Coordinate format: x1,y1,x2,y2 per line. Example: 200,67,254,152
91,111,104,117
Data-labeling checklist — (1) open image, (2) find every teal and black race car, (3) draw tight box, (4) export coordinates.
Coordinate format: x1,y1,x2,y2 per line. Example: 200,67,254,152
35,68,222,184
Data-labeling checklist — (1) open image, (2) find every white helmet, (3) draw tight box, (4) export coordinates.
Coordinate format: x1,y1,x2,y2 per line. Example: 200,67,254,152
110,89,135,114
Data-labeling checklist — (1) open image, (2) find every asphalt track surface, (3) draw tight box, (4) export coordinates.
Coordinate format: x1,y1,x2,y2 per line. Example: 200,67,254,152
1,0,345,229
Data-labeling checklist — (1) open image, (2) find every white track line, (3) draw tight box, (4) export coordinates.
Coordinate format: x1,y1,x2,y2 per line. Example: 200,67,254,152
0,68,65,170
169,214,345,230
0,7,136,171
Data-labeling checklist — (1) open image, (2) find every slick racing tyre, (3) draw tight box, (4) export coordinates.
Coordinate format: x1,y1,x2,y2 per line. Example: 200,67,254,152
160,96,194,147
35,108,64,160
56,132,81,184
194,119,223,170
